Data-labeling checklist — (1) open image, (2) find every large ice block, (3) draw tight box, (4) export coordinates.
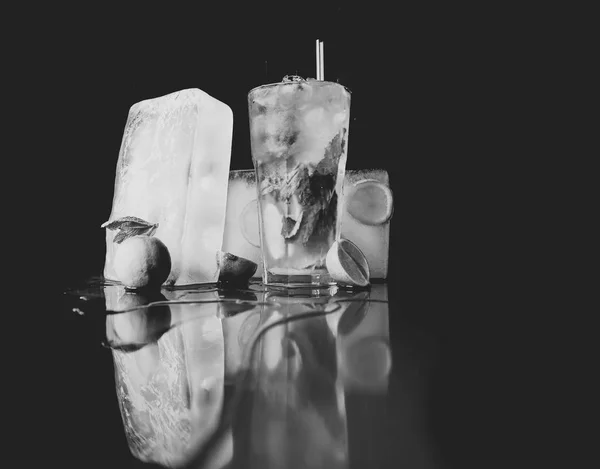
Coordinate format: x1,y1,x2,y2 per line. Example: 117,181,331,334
222,169,391,279
104,88,233,286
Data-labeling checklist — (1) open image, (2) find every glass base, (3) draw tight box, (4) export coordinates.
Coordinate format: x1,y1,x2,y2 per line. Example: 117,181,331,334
264,269,336,288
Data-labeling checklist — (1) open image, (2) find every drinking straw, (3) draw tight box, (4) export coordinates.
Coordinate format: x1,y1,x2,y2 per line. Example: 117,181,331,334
316,39,321,80
320,40,325,80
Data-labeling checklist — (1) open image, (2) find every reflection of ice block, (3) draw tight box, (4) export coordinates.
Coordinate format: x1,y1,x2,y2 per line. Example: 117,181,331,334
113,328,192,465
113,305,227,467
163,289,221,326
104,89,233,286
222,170,262,277
341,170,391,279
221,169,391,279
337,284,391,393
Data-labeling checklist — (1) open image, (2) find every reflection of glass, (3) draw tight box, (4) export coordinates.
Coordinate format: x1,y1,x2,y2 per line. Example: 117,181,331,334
265,284,339,307
222,306,263,384
233,293,350,469
248,77,351,287
111,302,230,467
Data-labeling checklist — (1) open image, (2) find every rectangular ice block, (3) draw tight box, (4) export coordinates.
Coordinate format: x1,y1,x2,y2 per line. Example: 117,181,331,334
104,88,233,286
341,169,391,279
222,170,262,275
222,168,392,279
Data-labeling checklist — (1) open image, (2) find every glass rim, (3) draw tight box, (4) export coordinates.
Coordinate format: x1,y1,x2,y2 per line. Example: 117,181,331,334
248,79,352,97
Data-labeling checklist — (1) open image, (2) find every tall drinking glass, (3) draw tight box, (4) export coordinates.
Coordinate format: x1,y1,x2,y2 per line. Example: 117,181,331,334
248,76,351,287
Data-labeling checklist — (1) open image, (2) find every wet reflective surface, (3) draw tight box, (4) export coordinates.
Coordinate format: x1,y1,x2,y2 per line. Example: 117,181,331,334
61,278,441,469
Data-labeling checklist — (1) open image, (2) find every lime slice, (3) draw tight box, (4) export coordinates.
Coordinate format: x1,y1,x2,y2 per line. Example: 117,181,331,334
326,239,370,287
346,179,394,225
240,199,260,248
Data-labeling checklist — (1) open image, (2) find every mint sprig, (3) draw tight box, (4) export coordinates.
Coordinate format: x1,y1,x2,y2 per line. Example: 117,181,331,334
101,216,158,244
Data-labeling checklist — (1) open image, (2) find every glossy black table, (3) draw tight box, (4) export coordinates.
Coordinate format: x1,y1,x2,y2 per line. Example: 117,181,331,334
57,277,449,469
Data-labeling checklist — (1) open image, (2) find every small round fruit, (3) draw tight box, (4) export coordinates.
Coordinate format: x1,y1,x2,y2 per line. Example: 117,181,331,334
113,236,171,289
326,238,370,287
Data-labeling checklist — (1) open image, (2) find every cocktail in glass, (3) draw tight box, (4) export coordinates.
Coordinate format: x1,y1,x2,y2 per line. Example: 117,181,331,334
248,76,351,287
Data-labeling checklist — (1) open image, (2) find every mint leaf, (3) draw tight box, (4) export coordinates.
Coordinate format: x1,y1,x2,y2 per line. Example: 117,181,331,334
315,133,342,174
297,205,320,245
103,216,159,244
280,165,307,201
312,191,338,240
281,212,303,239
112,226,154,244
101,216,155,231
259,159,286,196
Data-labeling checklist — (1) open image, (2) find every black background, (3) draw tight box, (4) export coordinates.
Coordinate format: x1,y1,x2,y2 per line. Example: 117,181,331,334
14,4,536,468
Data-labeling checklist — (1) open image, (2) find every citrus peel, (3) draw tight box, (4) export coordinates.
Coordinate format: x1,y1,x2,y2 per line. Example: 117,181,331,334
326,238,370,287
